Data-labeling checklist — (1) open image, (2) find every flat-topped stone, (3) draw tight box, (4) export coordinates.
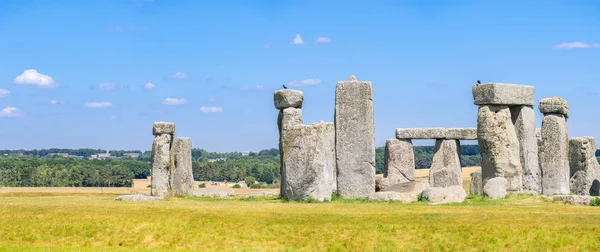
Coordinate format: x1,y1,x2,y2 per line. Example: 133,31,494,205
472,83,535,106
539,96,569,118
396,128,476,140
153,122,176,135
274,89,304,109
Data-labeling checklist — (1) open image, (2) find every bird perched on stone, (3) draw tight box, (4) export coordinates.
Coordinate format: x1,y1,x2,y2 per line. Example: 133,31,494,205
283,84,288,89
477,80,481,85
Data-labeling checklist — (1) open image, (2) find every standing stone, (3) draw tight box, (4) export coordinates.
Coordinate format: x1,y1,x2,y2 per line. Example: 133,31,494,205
569,137,600,196
376,139,414,191
335,75,375,199
281,122,336,201
477,105,522,193
151,122,175,197
429,139,462,188
510,106,541,193
470,170,483,196
278,108,303,131
275,90,304,198
171,137,193,196
539,97,570,195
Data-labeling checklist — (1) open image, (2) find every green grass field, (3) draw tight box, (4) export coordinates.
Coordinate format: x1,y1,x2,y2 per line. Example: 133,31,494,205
1,193,599,251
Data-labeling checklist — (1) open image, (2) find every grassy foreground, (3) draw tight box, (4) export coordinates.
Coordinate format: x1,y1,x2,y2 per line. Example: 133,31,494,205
1,194,599,251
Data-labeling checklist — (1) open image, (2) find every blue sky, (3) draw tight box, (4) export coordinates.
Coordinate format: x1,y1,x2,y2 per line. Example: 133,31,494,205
0,0,599,152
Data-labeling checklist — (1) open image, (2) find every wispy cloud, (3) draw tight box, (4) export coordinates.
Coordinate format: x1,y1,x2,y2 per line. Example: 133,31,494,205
0,107,24,117
85,102,113,108
0,89,11,98
144,82,155,89
162,97,187,105
110,115,117,120
288,78,322,87
290,34,304,45
315,37,332,44
200,106,223,113
14,69,59,88
554,42,600,49
95,82,127,91
50,100,58,105
168,72,189,79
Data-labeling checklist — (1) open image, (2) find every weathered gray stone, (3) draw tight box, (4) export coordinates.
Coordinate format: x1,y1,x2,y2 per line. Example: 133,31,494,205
152,122,176,136
429,139,462,188
540,114,570,195
376,139,414,191
274,89,304,109
335,75,375,199
281,122,336,202
189,188,235,198
421,186,466,204
569,137,600,196
115,194,163,201
470,170,483,195
539,96,569,118
381,180,429,203
171,137,194,196
483,177,508,199
472,83,535,106
277,107,303,197
535,128,542,152
151,133,172,197
368,191,418,203
510,106,541,193
477,105,523,193
548,195,600,205
395,128,477,140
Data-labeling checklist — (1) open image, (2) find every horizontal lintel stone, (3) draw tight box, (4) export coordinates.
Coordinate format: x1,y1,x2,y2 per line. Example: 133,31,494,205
396,128,477,140
472,83,534,106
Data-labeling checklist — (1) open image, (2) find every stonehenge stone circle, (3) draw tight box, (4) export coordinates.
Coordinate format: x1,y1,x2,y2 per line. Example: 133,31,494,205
335,75,375,199
469,170,483,196
376,139,414,191
171,137,194,196
151,122,175,197
510,106,540,193
429,139,462,188
539,97,570,195
568,137,600,196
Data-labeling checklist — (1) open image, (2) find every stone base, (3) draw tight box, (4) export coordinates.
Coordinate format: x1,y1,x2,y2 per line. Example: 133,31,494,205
115,194,163,201
421,186,466,204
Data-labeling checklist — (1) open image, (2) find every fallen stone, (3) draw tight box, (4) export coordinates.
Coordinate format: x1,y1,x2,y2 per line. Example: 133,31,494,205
367,191,418,203
115,194,163,201
245,191,280,198
470,170,483,195
510,106,541,193
395,128,477,140
421,186,466,204
382,180,429,196
281,122,336,202
483,177,508,199
539,96,569,118
539,114,570,195
377,139,414,191
548,195,600,205
152,122,176,136
472,83,535,106
151,133,172,197
429,139,462,188
189,188,235,198
171,137,194,196
274,89,304,109
569,137,600,196
477,105,523,193
335,75,375,199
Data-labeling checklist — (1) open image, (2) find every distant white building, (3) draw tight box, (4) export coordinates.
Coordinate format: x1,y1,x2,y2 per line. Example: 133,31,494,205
90,153,111,160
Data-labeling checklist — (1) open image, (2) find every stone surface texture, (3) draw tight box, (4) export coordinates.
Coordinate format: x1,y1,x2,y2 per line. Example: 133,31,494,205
548,195,599,205
510,105,541,193
274,89,304,109
171,137,194,196
152,122,176,136
368,191,418,203
395,128,477,140
568,137,600,196
189,188,235,198
539,96,569,118
376,139,414,191
470,170,483,195
278,108,303,131
151,133,172,197
483,177,508,199
378,181,429,203
421,186,466,204
477,105,523,193
429,139,462,188
472,83,535,106
335,76,375,199
281,122,336,202
115,194,163,201
539,114,570,195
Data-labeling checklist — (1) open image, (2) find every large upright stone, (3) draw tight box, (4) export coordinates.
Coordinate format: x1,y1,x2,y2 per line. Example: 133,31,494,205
151,133,172,197
569,137,600,196
275,92,304,199
376,139,414,191
477,105,523,193
472,83,535,106
171,137,194,196
277,108,303,131
470,170,483,195
429,139,462,188
539,113,570,195
510,106,540,193
335,75,375,199
281,122,336,201
274,89,304,109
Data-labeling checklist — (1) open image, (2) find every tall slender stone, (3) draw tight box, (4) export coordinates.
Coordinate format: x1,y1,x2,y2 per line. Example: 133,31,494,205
335,75,375,199
470,170,483,195
568,137,599,196
429,139,462,187
151,122,175,197
171,137,193,196
275,90,304,198
510,106,540,193
376,139,414,191
539,97,570,195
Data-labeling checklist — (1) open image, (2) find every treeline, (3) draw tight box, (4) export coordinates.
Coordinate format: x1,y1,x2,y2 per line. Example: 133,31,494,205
375,145,482,174
192,156,280,183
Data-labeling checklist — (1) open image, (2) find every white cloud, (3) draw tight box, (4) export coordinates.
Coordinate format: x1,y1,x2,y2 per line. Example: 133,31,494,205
290,34,304,45
200,106,223,113
0,89,11,97
315,37,332,43
14,69,58,88
50,100,58,105
144,82,155,89
288,78,322,86
162,97,187,105
0,107,24,117
554,42,600,49
98,82,119,90
85,102,113,108
168,72,189,79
